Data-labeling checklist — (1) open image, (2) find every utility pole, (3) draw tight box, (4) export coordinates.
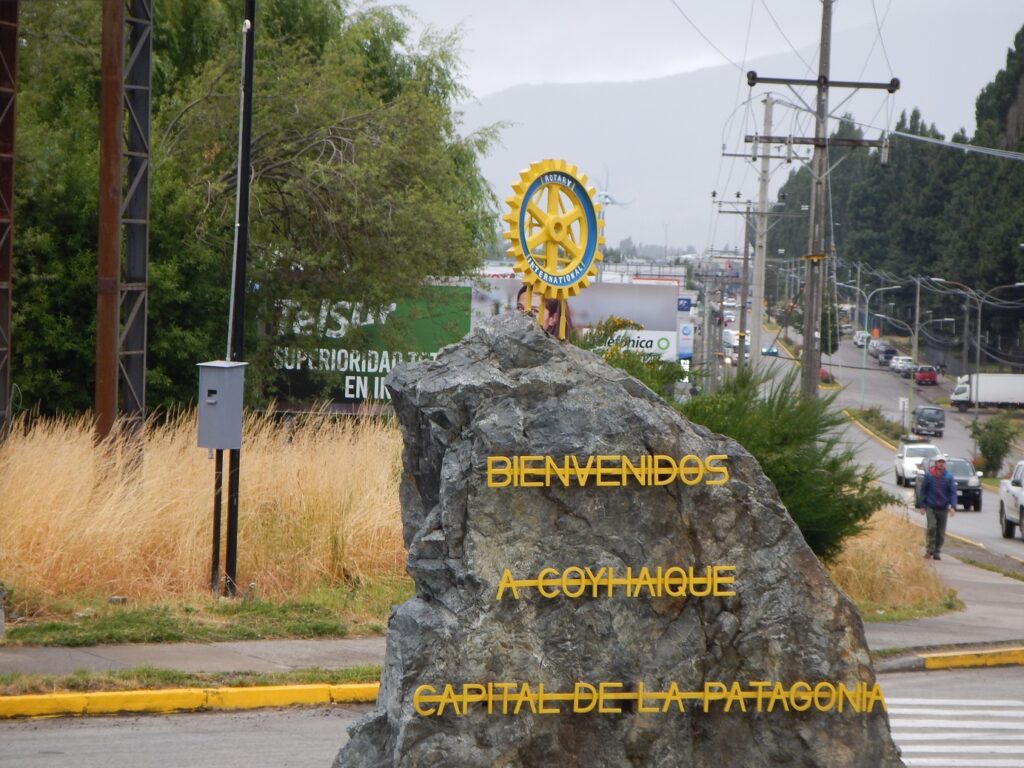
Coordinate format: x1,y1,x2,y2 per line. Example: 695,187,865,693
747,0,898,397
714,206,754,369
737,203,752,369
96,0,123,439
0,1,17,443
801,0,831,399
912,277,921,364
223,0,257,597
855,263,862,329
750,95,774,369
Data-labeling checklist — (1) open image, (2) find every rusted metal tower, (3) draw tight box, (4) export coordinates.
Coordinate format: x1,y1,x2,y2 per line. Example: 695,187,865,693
0,1,17,440
96,0,151,438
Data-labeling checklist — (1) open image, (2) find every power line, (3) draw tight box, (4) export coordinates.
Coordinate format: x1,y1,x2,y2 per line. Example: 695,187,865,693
760,0,812,72
667,0,743,72
892,131,1024,162
869,0,895,76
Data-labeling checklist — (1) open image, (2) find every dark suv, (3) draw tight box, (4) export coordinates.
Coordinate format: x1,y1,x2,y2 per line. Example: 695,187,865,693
911,405,945,438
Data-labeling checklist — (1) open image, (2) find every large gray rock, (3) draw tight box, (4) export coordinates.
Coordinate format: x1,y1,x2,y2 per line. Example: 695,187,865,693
335,313,904,768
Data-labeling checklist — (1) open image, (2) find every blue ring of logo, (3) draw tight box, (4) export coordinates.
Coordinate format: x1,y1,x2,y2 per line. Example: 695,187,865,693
518,172,598,289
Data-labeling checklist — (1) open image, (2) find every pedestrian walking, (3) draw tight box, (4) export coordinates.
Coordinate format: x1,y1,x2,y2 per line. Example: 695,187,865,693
916,456,957,560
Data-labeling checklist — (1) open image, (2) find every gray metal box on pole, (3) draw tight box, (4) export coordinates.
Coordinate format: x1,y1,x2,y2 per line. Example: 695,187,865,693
197,361,247,450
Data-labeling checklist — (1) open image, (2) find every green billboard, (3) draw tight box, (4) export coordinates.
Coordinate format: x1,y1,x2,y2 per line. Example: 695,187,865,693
272,285,471,407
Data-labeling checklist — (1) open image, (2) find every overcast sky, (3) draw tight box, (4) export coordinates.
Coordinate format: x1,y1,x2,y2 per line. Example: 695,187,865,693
393,1,1023,248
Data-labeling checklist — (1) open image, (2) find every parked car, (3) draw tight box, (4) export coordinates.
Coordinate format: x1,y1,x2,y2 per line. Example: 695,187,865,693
867,339,884,357
911,405,945,437
853,330,870,347
1000,460,1024,539
914,365,938,385
877,347,896,366
894,442,941,487
899,361,919,379
889,356,913,374
924,456,982,511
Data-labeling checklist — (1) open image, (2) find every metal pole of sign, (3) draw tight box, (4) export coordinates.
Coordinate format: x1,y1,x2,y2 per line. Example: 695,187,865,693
224,0,256,597
210,449,223,595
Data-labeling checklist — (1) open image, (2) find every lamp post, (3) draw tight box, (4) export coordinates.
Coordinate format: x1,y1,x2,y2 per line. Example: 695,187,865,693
835,280,909,411
837,281,904,409
877,314,954,428
931,279,1024,414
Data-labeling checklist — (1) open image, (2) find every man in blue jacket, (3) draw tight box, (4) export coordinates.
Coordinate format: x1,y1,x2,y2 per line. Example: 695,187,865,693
916,456,957,560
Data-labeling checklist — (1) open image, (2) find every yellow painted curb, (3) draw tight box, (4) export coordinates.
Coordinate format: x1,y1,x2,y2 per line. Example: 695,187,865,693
0,682,380,719
841,408,898,451
208,684,333,710
947,532,985,549
920,647,1024,670
330,683,380,703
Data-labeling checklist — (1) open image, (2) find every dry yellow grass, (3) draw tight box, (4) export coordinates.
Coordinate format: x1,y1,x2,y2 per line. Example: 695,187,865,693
2,412,948,622
0,410,406,608
828,507,949,615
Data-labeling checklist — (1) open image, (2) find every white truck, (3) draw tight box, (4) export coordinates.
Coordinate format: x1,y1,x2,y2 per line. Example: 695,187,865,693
999,460,1024,539
951,373,1024,412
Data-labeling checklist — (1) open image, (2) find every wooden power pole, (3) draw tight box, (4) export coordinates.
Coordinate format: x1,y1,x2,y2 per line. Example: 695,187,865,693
747,0,898,397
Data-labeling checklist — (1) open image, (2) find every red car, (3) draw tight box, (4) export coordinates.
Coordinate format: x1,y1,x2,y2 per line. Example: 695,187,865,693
914,365,938,385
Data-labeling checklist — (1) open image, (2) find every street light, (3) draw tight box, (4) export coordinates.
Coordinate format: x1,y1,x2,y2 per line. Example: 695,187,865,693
930,278,1024,414
877,314,954,429
856,282,905,411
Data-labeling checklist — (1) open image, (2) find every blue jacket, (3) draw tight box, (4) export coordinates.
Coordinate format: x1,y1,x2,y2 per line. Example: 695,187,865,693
917,468,957,509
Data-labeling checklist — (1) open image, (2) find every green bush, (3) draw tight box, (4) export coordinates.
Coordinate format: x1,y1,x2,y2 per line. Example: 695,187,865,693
679,368,893,561
969,414,1020,477
573,316,687,398
850,406,904,445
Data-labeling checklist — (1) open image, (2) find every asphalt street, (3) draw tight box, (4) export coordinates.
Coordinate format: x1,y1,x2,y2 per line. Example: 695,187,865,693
762,335,1024,562
5,669,1024,768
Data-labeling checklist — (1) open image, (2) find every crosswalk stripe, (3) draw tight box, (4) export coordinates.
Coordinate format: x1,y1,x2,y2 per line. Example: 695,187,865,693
888,698,1024,707
893,720,1024,730
888,697,1024,766
901,746,1024,754
895,733,1024,742
898,760,1024,767
890,708,1023,718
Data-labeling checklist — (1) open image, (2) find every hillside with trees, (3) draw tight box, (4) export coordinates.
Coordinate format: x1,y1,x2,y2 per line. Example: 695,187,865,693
766,25,1024,347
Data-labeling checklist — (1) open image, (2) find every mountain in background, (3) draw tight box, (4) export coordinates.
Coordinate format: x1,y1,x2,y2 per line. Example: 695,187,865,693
459,9,1023,251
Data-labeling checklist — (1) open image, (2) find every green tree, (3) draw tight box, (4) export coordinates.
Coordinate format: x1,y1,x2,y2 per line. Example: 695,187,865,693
679,368,892,560
12,0,497,413
821,299,840,356
969,414,1020,476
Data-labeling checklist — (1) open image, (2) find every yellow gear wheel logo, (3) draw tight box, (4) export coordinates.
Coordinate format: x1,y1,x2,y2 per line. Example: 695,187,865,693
502,159,605,302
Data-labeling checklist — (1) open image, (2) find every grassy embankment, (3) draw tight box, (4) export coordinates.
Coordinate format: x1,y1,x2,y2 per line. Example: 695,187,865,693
0,411,410,646
0,412,953,693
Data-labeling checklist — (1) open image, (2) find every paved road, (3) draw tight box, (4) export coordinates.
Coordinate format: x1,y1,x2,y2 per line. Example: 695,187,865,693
4,669,1024,767
884,666,1024,767
758,337,1024,561
824,339,1024,561
0,704,372,768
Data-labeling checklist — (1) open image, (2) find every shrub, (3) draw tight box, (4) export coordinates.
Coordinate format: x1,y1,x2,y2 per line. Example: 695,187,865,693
573,316,687,398
679,368,893,561
969,414,1020,476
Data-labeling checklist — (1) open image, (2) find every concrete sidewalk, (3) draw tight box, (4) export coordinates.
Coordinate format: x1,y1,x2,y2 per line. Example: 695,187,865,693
0,636,386,677
2,552,1023,717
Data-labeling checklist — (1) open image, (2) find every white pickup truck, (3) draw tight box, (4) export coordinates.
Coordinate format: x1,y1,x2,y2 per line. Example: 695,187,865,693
999,460,1024,539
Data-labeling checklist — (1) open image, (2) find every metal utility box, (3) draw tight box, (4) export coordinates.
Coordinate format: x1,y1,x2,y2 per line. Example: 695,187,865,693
197,361,247,450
